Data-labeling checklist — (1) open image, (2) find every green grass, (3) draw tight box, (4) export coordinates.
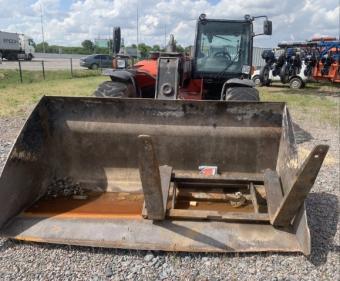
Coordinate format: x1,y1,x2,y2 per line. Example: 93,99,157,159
0,75,106,116
258,83,339,127
0,73,338,128
0,69,101,88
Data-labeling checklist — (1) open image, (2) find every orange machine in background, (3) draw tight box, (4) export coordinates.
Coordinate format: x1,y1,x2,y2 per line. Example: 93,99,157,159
312,41,340,83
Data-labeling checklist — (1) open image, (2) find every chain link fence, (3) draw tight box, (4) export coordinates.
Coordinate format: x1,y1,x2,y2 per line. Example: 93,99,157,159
0,58,102,84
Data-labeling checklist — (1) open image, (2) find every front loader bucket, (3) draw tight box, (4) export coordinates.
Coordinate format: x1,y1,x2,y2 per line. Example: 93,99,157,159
0,96,328,254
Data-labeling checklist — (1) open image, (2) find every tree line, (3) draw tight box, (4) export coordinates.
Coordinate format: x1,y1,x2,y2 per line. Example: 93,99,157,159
34,39,190,58
34,41,111,55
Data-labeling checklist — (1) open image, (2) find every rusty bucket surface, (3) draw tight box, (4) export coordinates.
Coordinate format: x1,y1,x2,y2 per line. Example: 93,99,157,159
0,96,328,254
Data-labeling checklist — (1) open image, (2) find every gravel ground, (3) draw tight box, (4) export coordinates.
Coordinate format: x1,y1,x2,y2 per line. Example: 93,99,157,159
0,102,339,281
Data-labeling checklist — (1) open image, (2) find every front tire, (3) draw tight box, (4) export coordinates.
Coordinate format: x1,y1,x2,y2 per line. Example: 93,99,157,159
252,75,262,86
225,87,260,101
289,77,304,89
94,81,136,98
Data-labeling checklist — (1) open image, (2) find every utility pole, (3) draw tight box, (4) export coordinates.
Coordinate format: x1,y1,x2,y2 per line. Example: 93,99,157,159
164,24,167,49
108,35,110,55
136,4,139,59
40,4,46,53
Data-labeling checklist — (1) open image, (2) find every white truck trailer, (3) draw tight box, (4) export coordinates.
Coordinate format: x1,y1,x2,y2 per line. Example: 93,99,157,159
0,31,35,61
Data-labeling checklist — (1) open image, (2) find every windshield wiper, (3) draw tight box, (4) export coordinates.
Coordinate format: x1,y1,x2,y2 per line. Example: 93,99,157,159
215,46,241,79
214,35,231,42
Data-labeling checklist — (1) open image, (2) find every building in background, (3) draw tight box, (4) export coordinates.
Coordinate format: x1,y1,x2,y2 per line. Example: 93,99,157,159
253,47,269,69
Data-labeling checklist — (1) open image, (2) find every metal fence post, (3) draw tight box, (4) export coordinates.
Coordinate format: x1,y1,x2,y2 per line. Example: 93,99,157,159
18,61,23,83
42,60,45,80
70,58,73,77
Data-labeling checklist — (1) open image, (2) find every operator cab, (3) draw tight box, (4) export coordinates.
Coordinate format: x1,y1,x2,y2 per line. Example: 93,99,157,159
195,19,251,78
193,14,272,80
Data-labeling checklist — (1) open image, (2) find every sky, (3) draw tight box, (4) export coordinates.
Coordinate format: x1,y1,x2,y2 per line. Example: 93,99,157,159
0,0,339,48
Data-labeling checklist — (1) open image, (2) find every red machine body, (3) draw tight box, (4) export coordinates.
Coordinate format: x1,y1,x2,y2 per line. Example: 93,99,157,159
133,55,203,100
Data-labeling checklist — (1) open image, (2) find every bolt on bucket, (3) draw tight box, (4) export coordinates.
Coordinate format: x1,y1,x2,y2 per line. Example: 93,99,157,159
0,96,328,254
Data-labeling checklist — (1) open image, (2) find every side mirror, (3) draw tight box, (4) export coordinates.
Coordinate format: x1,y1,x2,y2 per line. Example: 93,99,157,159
263,20,272,35
113,27,121,55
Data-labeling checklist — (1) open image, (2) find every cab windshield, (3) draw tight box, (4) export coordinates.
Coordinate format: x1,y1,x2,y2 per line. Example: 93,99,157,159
195,21,251,75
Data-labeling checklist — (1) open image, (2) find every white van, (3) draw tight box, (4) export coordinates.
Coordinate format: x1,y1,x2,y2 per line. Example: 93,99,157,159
252,62,309,89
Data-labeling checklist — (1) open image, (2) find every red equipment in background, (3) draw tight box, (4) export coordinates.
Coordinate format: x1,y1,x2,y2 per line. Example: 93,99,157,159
312,41,340,83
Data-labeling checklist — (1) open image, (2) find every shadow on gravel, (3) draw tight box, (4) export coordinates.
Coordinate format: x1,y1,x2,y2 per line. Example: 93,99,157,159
0,238,18,252
293,122,313,144
306,192,339,266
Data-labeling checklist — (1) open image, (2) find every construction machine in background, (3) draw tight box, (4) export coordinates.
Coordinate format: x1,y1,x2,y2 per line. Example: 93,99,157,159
258,38,340,88
94,14,273,101
0,15,329,254
311,40,340,83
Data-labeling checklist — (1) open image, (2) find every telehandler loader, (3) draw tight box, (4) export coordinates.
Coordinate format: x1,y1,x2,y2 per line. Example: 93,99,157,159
94,14,270,101
0,15,328,254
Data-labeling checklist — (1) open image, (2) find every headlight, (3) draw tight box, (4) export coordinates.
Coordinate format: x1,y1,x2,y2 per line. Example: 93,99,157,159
117,59,126,68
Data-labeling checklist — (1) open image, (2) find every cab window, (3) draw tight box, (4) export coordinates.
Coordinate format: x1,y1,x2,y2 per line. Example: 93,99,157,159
195,21,251,74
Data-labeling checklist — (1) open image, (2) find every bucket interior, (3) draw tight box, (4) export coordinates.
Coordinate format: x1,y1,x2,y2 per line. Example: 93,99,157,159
0,97,313,254
0,97,285,224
